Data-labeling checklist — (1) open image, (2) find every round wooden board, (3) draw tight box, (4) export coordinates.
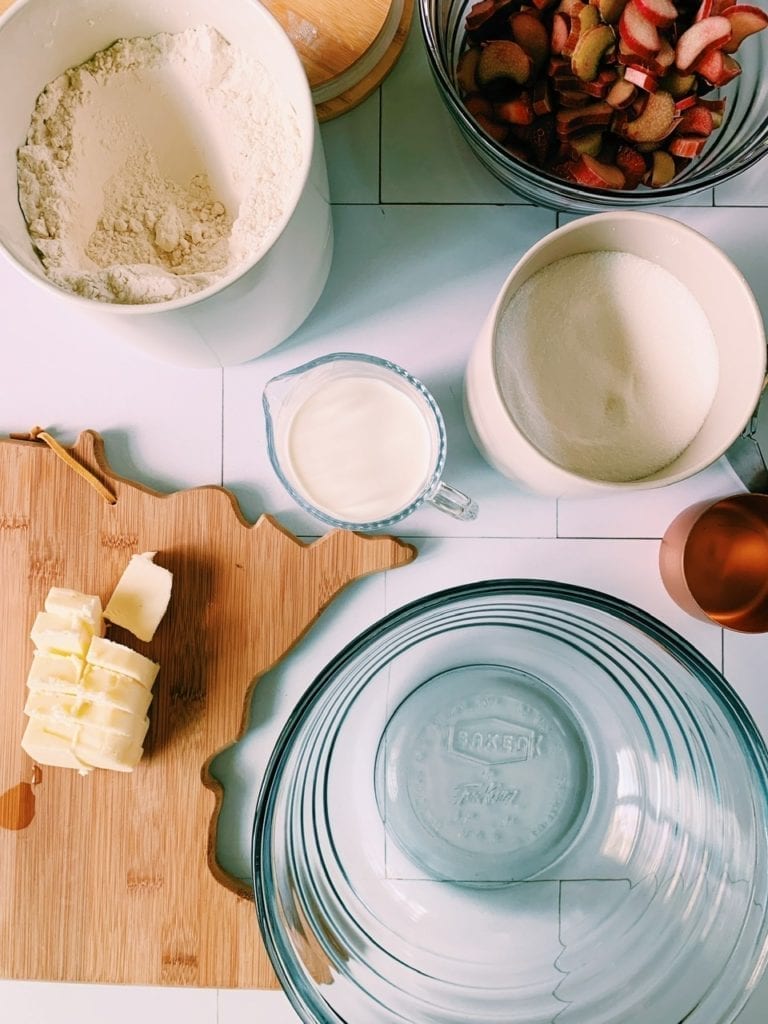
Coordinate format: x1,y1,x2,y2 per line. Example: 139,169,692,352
263,0,414,121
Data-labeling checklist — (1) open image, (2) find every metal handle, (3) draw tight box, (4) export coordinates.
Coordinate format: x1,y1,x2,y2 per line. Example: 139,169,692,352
427,482,478,522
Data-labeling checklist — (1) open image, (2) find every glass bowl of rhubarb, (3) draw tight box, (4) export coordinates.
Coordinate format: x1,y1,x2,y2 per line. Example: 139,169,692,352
419,0,768,209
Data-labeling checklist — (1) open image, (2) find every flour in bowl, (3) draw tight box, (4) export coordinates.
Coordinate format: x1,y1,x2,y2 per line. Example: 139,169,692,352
16,25,302,304
495,251,719,482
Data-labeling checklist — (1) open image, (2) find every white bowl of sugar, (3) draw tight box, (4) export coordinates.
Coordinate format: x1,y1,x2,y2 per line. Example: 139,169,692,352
465,212,767,497
0,0,333,366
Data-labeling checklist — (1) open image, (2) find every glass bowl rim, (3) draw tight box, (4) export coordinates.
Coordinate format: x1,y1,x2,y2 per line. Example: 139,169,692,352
252,578,768,1022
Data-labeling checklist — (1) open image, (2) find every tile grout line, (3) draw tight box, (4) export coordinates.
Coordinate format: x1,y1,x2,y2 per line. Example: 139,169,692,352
721,627,725,675
220,368,225,487
378,86,383,206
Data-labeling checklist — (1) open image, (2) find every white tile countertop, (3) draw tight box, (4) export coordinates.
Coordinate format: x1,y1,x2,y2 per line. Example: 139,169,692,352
2,17,768,1024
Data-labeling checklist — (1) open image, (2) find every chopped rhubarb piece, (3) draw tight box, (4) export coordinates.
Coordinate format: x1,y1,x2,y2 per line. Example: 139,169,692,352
510,12,551,69
677,104,715,135
624,64,660,90
675,16,732,71
474,112,509,142
466,0,515,35
698,95,726,126
465,94,494,118
622,87,676,140
559,90,593,105
466,0,496,31
556,99,615,136
548,55,571,75
578,4,602,29
551,13,571,53
668,133,708,156
533,78,554,114
694,47,742,83
647,148,676,185
616,142,648,185
563,4,600,55
551,158,581,180
553,71,587,91
457,48,481,94
654,37,676,70
619,1,662,59
571,152,627,186
495,93,536,123
572,24,617,80
477,40,534,93
582,67,619,96
694,0,714,20
720,5,768,52
599,0,630,22
635,0,679,27
607,76,638,107
659,70,697,96
674,93,698,111
558,0,587,15
569,128,605,154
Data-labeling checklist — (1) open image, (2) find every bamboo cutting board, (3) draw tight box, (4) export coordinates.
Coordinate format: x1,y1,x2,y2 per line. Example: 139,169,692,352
0,430,416,987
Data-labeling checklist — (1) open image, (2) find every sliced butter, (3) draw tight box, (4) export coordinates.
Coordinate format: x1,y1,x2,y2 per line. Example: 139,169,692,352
30,611,92,657
44,588,104,635
104,552,172,642
20,717,91,773
80,665,153,716
24,691,140,737
85,635,159,690
27,651,84,694
73,721,147,771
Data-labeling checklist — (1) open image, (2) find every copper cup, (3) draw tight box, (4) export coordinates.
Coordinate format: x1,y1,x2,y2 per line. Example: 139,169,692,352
660,493,768,633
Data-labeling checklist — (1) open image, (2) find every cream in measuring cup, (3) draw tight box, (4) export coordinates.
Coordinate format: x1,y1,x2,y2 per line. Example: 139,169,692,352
263,353,477,530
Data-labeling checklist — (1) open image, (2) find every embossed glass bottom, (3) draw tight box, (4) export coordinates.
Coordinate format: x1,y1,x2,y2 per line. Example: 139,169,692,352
375,665,592,883
253,581,768,1024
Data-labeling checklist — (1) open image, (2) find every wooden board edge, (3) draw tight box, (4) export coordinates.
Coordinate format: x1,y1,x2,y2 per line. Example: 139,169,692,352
316,0,414,122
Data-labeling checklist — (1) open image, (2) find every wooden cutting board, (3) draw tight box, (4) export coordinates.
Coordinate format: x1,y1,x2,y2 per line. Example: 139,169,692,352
0,430,416,987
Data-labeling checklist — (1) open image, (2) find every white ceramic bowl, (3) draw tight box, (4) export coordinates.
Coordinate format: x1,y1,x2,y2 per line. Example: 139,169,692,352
0,0,333,366
465,212,767,497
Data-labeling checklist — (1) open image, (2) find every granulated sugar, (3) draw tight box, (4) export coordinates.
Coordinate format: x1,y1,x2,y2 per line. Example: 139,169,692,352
495,251,719,482
17,25,302,304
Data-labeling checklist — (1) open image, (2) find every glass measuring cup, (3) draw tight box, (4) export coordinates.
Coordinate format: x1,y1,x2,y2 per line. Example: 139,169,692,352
263,352,478,531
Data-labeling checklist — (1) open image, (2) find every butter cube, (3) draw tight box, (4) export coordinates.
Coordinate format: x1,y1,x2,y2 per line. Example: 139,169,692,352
30,611,92,657
20,717,91,773
80,665,153,717
74,721,147,771
44,588,104,635
85,636,159,690
104,552,172,642
23,690,73,724
27,651,84,694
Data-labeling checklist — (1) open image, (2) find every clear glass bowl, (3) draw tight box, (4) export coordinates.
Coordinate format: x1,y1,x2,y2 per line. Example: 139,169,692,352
253,580,768,1024
419,0,768,211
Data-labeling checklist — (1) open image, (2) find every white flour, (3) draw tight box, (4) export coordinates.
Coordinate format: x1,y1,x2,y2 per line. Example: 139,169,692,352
17,26,302,304
495,251,719,482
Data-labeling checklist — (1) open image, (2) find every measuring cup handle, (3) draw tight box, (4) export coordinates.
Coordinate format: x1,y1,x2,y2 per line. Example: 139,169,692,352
427,482,478,522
